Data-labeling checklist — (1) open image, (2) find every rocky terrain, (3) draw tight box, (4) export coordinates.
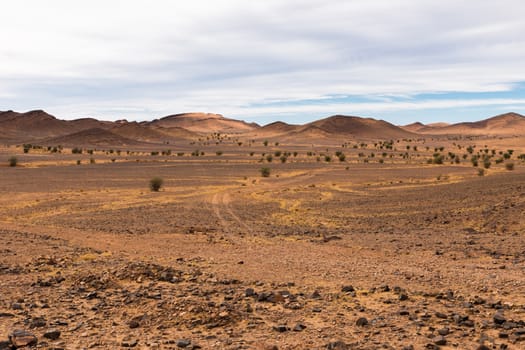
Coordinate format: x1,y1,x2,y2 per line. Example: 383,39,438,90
1,111,525,349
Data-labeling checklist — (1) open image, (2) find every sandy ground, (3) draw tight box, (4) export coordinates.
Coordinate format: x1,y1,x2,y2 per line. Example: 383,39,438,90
1,136,525,349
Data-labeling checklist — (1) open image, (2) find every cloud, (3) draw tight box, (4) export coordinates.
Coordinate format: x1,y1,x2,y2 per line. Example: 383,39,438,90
1,0,524,123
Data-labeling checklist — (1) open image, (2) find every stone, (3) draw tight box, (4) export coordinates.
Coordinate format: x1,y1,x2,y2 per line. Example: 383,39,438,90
176,339,191,348
356,317,368,327
437,328,449,336
435,312,447,319
399,293,409,301
341,285,355,293
9,329,38,348
494,312,506,325
326,341,349,350
43,329,61,340
293,323,306,331
273,325,289,332
432,335,447,346
121,338,138,347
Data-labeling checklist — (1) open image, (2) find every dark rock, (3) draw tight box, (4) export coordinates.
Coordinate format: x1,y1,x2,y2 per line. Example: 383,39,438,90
9,329,38,348
176,339,191,348
437,328,449,336
293,323,306,332
121,338,138,347
11,303,23,310
435,312,447,319
494,313,506,325
476,345,490,350
341,285,355,293
29,317,46,328
273,325,289,333
402,346,414,350
433,335,447,345
245,288,255,297
399,309,410,316
326,341,348,350
128,320,140,329
399,293,409,301
0,341,11,350
310,290,321,299
43,329,61,340
356,317,368,326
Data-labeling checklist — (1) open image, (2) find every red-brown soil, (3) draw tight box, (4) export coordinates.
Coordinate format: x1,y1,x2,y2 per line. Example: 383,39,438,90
1,131,525,349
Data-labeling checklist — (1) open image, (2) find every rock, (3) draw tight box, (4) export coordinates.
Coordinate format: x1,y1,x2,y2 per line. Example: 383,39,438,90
176,339,191,348
128,319,140,329
356,317,368,327
437,328,449,336
494,312,506,325
245,288,255,297
29,317,47,328
9,329,38,348
399,293,409,301
326,341,349,349
435,312,447,319
121,338,138,347
43,329,61,340
341,285,355,293
0,341,11,350
273,325,289,332
293,323,306,331
11,302,23,310
476,345,490,350
432,335,447,345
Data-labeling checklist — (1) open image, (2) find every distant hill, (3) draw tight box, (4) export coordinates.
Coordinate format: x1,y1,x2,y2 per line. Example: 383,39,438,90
305,115,417,139
402,112,525,135
42,128,140,147
149,112,259,134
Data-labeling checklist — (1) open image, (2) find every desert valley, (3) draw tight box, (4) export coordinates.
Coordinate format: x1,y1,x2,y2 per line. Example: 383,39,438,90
1,110,525,350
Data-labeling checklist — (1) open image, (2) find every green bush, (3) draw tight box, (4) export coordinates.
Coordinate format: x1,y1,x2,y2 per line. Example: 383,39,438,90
149,177,164,191
8,156,17,167
260,167,271,177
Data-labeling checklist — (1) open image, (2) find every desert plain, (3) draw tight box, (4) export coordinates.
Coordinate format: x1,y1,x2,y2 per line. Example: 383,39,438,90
1,111,525,350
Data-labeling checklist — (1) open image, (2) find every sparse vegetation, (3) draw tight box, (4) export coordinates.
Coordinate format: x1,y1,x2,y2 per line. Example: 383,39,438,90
505,162,514,171
149,177,164,192
260,167,271,177
8,156,17,167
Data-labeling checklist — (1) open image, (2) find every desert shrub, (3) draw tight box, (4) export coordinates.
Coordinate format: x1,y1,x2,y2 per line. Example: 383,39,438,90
503,152,511,159
280,155,287,163
8,156,17,167
260,167,271,177
87,149,94,155
249,152,255,156
478,168,485,176
505,162,515,171
483,159,491,169
518,154,525,161
266,155,273,162
177,152,185,156
216,151,223,156
191,150,200,156
72,147,83,154
263,140,268,146
324,155,332,162
90,158,95,164
338,153,346,162
111,158,116,163
471,156,479,167
149,177,164,191
432,154,444,164
293,151,298,157
274,150,282,157
76,160,81,165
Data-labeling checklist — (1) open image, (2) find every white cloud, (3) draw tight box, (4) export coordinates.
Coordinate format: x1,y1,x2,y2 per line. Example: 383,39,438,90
1,0,525,123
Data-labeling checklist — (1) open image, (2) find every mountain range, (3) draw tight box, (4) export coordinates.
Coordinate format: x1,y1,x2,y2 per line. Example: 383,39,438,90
1,109,524,146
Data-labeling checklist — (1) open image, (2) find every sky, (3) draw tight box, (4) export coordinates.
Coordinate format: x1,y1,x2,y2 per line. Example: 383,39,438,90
1,0,525,125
